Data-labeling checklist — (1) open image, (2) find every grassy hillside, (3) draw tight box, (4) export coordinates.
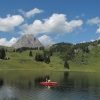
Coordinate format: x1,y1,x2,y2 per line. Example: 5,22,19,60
1,41,100,72
0,50,64,71
69,46,100,72
50,41,100,72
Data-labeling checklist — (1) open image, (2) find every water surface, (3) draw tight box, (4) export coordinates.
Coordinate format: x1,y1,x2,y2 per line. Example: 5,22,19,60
0,71,100,100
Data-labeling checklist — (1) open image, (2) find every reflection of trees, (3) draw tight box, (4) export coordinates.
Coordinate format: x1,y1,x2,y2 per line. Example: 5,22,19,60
54,72,74,91
70,73,90,90
0,71,100,100
80,75,89,90
58,72,90,91
14,79,34,89
0,78,4,87
0,74,51,89
63,72,74,89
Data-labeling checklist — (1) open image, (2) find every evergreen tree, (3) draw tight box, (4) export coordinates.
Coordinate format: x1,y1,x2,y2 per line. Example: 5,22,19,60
35,53,50,64
44,56,50,64
64,60,69,69
0,48,6,59
29,50,33,57
0,49,1,59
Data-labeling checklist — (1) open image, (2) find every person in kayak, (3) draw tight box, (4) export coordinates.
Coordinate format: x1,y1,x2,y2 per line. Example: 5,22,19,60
46,78,51,82
48,79,51,82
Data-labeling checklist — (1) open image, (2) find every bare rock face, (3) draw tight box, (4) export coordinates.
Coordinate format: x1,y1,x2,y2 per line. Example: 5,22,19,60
12,34,43,49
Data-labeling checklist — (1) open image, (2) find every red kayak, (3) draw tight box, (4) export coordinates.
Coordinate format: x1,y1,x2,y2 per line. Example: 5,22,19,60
40,82,58,87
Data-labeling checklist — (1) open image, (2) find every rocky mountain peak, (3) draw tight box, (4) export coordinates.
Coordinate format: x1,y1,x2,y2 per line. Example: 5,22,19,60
12,34,43,49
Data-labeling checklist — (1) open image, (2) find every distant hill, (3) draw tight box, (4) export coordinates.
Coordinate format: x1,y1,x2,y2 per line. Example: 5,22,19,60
49,40,100,71
50,42,73,53
50,40,100,62
12,34,43,49
51,39,100,52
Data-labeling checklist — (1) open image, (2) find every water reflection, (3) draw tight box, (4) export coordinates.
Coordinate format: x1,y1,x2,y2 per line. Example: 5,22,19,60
0,71,100,100
0,78,4,87
0,86,18,100
63,72,74,88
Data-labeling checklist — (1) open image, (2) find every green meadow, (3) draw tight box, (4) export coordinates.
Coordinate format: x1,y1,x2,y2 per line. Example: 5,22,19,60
0,50,64,71
0,46,100,73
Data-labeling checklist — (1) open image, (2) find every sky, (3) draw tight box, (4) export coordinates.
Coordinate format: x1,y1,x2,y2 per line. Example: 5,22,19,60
0,0,100,46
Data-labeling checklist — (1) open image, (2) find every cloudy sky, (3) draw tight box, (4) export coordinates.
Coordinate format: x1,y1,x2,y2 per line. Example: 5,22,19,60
0,0,100,46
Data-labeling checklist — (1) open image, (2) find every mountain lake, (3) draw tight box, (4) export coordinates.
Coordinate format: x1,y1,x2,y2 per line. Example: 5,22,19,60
0,70,100,100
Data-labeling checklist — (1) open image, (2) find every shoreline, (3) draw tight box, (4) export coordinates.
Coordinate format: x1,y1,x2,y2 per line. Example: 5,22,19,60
0,68,98,73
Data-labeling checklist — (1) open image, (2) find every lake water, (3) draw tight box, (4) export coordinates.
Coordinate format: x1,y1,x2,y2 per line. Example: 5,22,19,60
0,71,100,100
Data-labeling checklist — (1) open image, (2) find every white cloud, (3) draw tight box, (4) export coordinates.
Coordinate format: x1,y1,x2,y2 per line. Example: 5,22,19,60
43,14,83,33
21,13,83,35
96,27,100,33
87,17,100,33
87,17,100,25
0,37,18,47
21,20,44,35
97,36,100,40
38,35,54,46
90,39,95,42
80,41,86,43
19,8,43,18
0,15,24,32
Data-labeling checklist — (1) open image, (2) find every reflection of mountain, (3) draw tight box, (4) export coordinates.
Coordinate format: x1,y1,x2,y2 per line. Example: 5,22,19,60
0,86,18,99
12,34,43,49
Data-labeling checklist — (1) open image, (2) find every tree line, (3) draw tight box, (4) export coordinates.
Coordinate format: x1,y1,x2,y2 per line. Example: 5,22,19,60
35,53,50,64
28,50,51,64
